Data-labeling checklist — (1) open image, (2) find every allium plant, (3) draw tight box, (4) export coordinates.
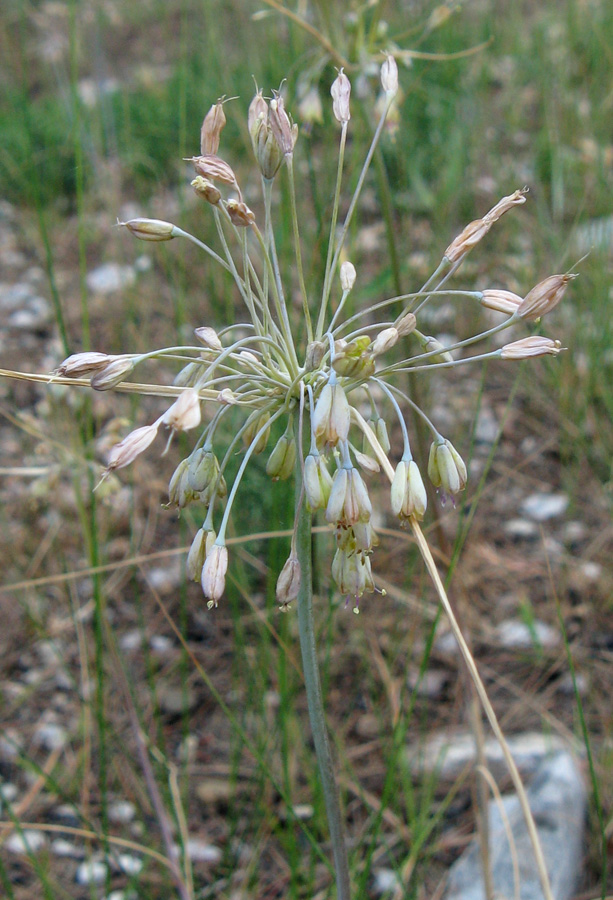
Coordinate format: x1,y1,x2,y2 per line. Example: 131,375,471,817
50,56,572,900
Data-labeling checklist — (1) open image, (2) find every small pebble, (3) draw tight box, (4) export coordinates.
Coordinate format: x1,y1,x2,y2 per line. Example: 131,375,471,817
117,854,143,875
407,668,448,699
34,722,68,751
5,830,46,854
504,518,538,539
173,839,222,863
0,782,18,805
520,492,569,522
76,859,108,885
86,262,136,295
119,630,142,651
372,867,403,895
496,618,559,651
108,800,136,824
150,634,173,653
51,838,85,859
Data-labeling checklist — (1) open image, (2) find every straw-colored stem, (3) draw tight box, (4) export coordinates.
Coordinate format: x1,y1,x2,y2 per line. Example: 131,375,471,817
409,518,554,900
294,429,351,900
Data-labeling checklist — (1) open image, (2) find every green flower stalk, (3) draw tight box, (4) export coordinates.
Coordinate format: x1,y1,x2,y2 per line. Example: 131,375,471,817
39,55,573,900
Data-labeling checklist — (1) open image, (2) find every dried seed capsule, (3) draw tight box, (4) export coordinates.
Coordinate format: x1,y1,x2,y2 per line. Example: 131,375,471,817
162,389,201,432
91,358,135,390
517,274,576,321
57,352,114,378
396,312,417,337
276,553,301,606
269,94,298,156
194,326,223,351
479,290,523,315
200,100,226,156
226,199,255,227
191,176,222,205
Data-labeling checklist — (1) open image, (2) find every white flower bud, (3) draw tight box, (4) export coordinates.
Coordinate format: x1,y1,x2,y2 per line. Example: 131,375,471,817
391,459,427,520
162,388,201,432
479,290,523,315
276,554,301,606
381,55,399,96
428,439,467,495
395,312,417,337
312,382,350,447
201,543,228,607
119,218,177,241
106,423,159,471
500,336,563,359
370,327,398,357
194,326,223,351
57,351,113,378
340,261,356,291
331,69,351,124
186,526,217,582
90,358,135,390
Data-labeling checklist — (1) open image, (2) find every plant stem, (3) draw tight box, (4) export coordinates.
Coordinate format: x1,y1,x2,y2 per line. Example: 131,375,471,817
294,450,351,900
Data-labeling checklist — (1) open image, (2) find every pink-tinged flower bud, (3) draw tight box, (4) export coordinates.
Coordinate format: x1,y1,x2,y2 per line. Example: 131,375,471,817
106,423,159,471
482,187,528,226
381,55,399,96
517,273,577,321
479,290,523,315
119,218,177,241
428,439,467,495
500,336,563,359
190,154,240,193
371,327,398,357
444,218,490,263
331,69,351,124
162,388,201,432
194,326,223,351
226,199,255,227
266,433,296,481
269,95,298,156
186,526,217,582
200,100,226,156
395,312,417,337
340,261,356,291
56,351,113,378
91,358,135,390
276,553,301,606
391,459,427,521
191,176,222,205
312,383,351,447
201,543,228,607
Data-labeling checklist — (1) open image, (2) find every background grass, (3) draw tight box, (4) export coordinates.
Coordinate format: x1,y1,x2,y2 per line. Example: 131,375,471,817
0,0,612,898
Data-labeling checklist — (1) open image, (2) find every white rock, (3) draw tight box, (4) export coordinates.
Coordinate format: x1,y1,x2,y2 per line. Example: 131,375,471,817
496,618,559,651
5,830,46,854
51,838,85,859
76,859,108,885
34,722,68,751
119,629,142,651
504,518,538,539
408,668,448,698
108,800,136,824
0,782,18,805
474,406,499,444
86,262,136,295
445,751,586,900
150,634,173,653
117,854,143,875
520,492,569,521
408,730,569,779
173,838,222,863
580,561,602,582
372,867,403,895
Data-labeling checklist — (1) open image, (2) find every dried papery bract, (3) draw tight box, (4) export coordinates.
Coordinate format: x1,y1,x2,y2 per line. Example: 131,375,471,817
276,553,301,606
57,351,114,378
226,199,255,227
91,358,135,391
501,336,563,359
331,69,351,123
445,187,528,262
194,326,223,351
191,176,222,205
396,312,417,337
517,273,577,321
269,94,298,156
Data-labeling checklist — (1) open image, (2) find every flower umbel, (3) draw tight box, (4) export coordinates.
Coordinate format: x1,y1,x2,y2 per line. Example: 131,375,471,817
56,58,571,608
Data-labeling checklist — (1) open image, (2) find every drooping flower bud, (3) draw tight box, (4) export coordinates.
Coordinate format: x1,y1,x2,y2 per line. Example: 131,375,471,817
194,326,223,351
340,261,356,291
390,459,427,521
168,458,198,508
479,289,523,315
312,383,351,447
266,433,296,481
421,335,454,364
57,352,114,378
428,439,467,495
395,312,417,337
370,327,398,357
331,69,351,124
201,543,228,607
304,453,333,510
352,448,380,474
200,100,226,156
91,358,135,390
304,340,326,372
276,553,301,606
162,388,201,432
243,411,271,454
106,423,159,471
500,336,563,359
187,448,226,502
331,547,374,598
119,218,178,241
381,55,399,96
517,274,576,321
326,466,372,526
186,525,217,582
